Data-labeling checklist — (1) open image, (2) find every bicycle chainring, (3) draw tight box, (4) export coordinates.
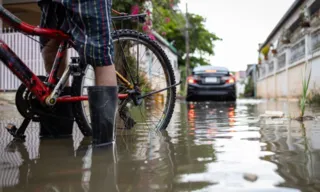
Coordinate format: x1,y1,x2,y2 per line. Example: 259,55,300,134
15,76,50,122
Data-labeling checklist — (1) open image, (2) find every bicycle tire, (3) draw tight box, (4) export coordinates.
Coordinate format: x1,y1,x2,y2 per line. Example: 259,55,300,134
72,29,177,136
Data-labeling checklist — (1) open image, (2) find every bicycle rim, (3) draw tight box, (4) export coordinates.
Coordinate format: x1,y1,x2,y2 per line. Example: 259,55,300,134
72,30,176,134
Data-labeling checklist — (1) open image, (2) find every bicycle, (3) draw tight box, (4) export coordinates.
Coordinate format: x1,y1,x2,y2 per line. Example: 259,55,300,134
0,5,180,140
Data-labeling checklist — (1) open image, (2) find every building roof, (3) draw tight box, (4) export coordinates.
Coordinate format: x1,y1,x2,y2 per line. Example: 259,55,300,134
235,71,246,80
246,64,257,76
151,31,178,55
258,0,304,52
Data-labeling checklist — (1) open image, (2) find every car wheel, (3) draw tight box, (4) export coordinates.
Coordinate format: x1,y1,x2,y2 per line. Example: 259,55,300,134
228,94,237,101
186,95,194,102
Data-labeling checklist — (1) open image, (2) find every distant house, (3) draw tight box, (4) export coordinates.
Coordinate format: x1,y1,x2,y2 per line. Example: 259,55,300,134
245,64,258,97
234,71,246,81
234,71,246,98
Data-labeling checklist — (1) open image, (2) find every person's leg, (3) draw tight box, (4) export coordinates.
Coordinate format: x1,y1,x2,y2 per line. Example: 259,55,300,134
37,2,74,138
95,65,117,86
61,0,117,146
39,1,69,80
88,0,117,146
41,39,68,80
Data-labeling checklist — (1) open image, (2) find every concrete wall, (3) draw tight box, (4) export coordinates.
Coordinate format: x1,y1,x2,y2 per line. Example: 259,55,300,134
0,0,2,30
257,0,320,99
3,0,36,4
310,55,320,91
288,63,305,98
2,3,40,28
267,76,275,98
257,80,265,98
275,70,286,97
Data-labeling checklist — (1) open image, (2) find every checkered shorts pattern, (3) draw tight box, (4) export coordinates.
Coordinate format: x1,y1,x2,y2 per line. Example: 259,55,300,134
38,0,114,67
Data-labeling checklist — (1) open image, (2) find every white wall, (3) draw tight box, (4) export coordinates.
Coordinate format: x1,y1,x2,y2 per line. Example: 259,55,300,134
310,55,320,91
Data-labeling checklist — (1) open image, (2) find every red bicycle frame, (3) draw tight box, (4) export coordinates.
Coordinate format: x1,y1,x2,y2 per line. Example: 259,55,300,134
0,5,128,105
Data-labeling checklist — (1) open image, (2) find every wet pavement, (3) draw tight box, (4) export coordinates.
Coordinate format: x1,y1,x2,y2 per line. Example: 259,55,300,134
1,99,320,192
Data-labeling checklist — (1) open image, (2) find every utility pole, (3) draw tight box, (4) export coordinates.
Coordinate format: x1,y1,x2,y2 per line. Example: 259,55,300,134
184,3,190,94
185,3,190,77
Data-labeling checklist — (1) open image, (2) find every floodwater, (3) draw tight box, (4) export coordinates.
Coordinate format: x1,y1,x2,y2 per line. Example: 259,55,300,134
1,99,320,192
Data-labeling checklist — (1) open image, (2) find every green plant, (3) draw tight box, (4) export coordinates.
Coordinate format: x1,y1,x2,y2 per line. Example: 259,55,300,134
300,63,312,117
306,89,320,105
300,6,311,28
261,44,270,60
258,56,262,64
244,76,254,97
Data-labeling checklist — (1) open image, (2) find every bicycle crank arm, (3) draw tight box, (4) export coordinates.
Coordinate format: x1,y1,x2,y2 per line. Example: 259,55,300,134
138,81,182,99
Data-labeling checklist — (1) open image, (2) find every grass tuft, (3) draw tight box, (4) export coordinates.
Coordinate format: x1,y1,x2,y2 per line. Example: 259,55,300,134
300,63,312,118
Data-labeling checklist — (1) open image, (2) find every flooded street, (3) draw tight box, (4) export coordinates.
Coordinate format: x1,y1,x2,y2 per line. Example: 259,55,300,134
1,99,320,192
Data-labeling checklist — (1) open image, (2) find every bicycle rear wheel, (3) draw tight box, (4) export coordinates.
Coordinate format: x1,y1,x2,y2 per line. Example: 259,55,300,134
72,29,177,136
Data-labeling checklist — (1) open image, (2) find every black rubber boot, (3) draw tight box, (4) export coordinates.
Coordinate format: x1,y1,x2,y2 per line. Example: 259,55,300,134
39,87,74,138
88,86,118,147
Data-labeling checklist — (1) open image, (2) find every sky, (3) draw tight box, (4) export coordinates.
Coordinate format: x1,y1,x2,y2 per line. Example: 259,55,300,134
178,0,295,72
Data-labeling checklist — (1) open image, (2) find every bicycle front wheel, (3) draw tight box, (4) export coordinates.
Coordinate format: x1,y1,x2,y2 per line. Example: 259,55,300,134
72,29,177,136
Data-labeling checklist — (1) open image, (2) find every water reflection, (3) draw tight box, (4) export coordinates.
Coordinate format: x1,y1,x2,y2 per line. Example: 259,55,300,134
1,99,320,191
0,138,118,192
260,120,320,192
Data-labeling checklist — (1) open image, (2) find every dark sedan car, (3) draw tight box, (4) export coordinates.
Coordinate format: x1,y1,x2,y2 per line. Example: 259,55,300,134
186,66,236,101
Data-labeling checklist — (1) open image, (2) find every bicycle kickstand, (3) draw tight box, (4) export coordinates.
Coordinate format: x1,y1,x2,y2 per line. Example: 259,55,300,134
5,118,31,141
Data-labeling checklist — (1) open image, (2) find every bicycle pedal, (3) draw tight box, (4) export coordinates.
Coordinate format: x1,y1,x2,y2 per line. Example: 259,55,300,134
5,123,18,136
5,118,30,140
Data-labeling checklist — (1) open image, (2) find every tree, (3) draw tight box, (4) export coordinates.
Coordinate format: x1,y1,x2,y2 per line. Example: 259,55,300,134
150,2,221,68
244,76,254,97
112,1,221,67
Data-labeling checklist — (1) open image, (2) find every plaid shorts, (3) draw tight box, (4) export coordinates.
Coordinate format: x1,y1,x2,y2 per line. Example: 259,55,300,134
38,0,114,67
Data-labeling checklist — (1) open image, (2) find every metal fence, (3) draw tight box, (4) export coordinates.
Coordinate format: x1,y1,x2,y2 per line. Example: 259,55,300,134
0,28,79,91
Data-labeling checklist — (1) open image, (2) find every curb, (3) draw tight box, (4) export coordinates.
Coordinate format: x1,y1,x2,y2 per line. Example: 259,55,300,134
176,95,185,100
0,92,16,105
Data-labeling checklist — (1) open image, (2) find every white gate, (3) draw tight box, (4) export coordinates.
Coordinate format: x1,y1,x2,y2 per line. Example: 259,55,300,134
0,28,79,91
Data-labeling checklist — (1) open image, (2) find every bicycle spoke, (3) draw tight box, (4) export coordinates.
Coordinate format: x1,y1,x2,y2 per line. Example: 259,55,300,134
136,39,140,85
113,32,136,87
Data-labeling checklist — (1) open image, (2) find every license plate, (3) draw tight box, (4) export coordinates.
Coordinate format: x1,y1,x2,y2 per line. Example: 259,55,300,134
205,77,218,83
